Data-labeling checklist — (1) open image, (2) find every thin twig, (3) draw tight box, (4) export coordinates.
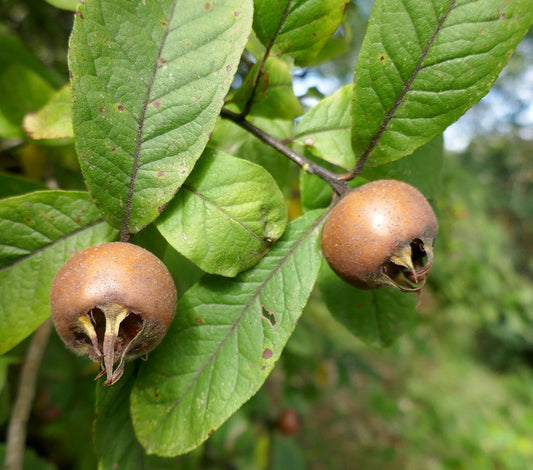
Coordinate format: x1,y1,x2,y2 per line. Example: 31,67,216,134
349,154,369,179
221,108,349,196
119,230,131,243
239,4,291,119
3,319,53,470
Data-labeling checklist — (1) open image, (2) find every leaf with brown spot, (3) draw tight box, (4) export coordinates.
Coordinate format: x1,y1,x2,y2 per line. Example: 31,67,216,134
70,0,253,234
352,0,533,167
132,209,326,456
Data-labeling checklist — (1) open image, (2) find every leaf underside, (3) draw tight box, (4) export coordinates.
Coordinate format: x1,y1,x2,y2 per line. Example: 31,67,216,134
131,209,327,456
295,84,354,170
318,261,418,348
94,367,177,470
156,147,288,277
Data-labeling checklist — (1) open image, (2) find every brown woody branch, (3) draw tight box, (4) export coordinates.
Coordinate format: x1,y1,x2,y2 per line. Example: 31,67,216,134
3,319,53,470
220,108,350,196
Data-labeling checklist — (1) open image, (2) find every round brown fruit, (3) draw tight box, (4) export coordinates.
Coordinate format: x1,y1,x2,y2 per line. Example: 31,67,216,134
321,179,438,292
49,242,177,386
276,408,300,435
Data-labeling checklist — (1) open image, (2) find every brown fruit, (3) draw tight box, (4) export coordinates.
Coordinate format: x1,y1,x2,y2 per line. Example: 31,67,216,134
276,408,300,435
49,242,177,386
321,179,438,292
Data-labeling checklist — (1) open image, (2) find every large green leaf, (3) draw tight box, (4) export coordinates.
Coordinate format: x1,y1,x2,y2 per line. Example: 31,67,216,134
69,0,252,233
352,0,533,166
0,191,117,354
318,261,417,347
156,148,288,277
131,209,327,456
253,0,348,65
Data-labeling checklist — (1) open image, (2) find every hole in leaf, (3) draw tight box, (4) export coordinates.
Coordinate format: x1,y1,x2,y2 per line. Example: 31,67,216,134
261,306,277,326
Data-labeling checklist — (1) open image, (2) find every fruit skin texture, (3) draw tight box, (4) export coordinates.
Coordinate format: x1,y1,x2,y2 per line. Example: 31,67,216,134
49,242,177,385
321,180,438,292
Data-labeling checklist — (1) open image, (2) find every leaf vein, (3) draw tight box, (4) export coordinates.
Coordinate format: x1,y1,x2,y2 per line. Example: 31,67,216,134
183,184,266,243
355,0,457,168
155,210,329,432
0,220,108,273
120,0,179,237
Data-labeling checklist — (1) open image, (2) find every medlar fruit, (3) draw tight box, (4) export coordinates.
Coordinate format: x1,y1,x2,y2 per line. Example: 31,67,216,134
321,179,438,292
276,408,300,435
49,242,177,386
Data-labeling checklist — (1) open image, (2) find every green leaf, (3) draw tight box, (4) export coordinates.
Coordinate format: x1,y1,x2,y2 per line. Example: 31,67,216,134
352,0,533,166
156,147,288,277
362,134,444,202
0,26,61,138
0,172,47,199
0,65,55,137
0,27,62,88
228,57,304,119
295,84,354,170
23,84,73,140
45,0,78,11
253,0,349,66
299,169,332,212
0,191,117,354
318,261,417,347
69,0,252,232
95,367,179,470
131,209,327,456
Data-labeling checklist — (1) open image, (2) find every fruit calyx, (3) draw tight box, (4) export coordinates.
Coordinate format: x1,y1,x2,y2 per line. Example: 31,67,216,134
75,303,145,386
382,237,434,292
50,242,177,386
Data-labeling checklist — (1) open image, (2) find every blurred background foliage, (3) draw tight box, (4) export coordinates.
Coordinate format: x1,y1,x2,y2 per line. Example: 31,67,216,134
1,1,533,469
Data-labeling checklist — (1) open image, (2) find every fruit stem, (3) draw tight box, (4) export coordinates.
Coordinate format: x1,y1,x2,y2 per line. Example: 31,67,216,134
101,304,129,386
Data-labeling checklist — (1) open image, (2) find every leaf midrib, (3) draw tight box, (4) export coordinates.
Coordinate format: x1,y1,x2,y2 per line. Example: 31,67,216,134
183,184,266,242
147,209,328,448
120,0,179,237
0,219,109,272
356,0,456,167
